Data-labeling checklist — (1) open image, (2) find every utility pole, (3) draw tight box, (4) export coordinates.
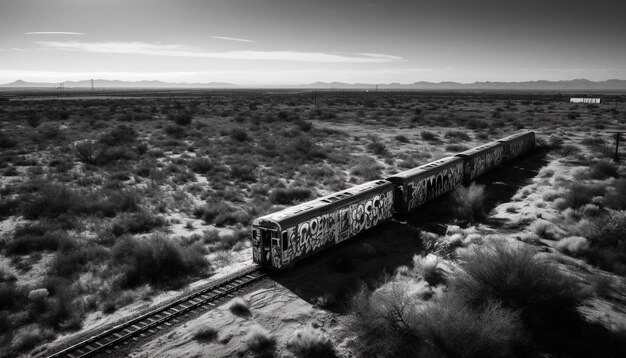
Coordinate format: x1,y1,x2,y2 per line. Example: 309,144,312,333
313,90,318,108
607,131,624,162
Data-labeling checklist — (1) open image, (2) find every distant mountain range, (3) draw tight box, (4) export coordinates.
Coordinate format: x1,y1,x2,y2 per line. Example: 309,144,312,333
2,78,626,91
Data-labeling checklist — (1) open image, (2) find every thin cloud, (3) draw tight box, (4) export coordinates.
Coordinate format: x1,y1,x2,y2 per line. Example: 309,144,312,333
211,36,254,43
35,41,402,63
25,32,85,35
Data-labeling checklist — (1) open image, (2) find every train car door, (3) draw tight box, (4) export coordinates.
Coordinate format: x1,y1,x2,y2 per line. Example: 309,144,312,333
337,208,351,243
259,228,277,267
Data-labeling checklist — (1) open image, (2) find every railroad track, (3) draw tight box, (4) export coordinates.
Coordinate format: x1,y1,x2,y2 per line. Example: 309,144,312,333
46,266,266,358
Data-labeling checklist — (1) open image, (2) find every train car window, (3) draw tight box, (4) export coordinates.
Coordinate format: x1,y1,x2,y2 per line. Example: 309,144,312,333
282,232,288,250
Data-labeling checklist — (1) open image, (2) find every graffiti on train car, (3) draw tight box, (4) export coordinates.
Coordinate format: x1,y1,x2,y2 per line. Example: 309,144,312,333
281,190,394,265
505,138,533,159
408,164,463,211
466,147,504,180
350,190,394,235
272,244,281,268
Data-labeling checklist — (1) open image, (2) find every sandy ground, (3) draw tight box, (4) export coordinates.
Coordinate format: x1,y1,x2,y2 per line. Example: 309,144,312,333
127,284,348,358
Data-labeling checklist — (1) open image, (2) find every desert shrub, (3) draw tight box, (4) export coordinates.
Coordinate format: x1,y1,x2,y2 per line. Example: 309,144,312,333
555,236,589,255
605,179,626,210
245,325,276,356
465,118,489,129
445,130,471,141
411,254,446,286
394,134,409,143
168,111,193,126
10,324,55,353
214,210,251,227
230,128,249,142
555,144,581,157
559,183,605,210
285,326,336,358
164,124,186,138
453,183,487,223
350,156,382,181
452,241,588,327
294,119,313,132
228,297,251,317
49,244,108,278
231,163,257,182
111,234,208,287
269,187,312,205
73,140,100,165
366,136,388,156
0,131,17,148
188,157,214,173
348,280,526,358
0,282,27,310
421,130,438,141
445,144,470,152
194,325,218,342
111,210,166,236
98,125,138,146
22,184,81,219
588,160,619,179
289,135,326,160
529,219,565,240
7,225,74,255
417,296,525,358
0,198,20,219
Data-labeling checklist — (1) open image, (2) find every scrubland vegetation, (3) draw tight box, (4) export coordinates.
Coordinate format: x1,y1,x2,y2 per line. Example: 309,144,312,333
0,90,625,356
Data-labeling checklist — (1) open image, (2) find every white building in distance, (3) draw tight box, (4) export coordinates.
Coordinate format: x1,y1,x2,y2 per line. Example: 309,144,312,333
570,98,601,104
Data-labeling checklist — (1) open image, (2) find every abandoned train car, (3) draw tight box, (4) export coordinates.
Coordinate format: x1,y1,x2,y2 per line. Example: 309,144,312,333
455,141,505,184
386,156,464,215
497,130,536,161
251,180,394,269
252,131,536,270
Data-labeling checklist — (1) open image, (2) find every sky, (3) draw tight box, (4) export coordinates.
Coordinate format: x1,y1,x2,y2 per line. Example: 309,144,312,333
0,0,625,85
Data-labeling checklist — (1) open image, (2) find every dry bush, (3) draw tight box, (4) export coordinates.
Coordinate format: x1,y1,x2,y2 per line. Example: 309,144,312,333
421,130,439,141
9,324,55,354
350,156,382,181
452,241,588,327
453,183,487,223
417,296,526,358
111,210,166,236
269,187,311,205
188,157,214,174
528,219,565,241
366,136,388,156
445,144,470,152
285,326,336,358
348,279,527,358
228,297,251,317
557,183,606,210
412,254,446,286
7,224,74,255
111,234,208,287
245,325,276,357
575,210,626,275
605,179,626,210
555,236,589,256
194,325,218,342
588,160,619,179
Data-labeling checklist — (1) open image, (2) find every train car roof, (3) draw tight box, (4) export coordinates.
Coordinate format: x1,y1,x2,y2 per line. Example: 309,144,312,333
385,156,462,182
455,141,503,157
252,180,393,229
496,130,534,142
